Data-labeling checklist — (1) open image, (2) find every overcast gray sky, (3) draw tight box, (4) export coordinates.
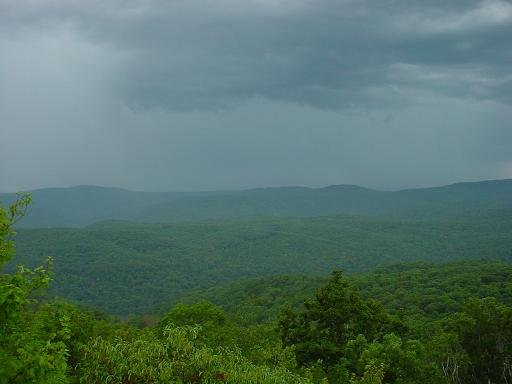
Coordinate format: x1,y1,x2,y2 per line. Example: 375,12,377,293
1,0,511,192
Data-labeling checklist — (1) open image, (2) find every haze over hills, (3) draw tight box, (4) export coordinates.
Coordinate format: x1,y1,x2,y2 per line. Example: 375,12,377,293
3,0,512,381
13,210,512,314
1,178,512,228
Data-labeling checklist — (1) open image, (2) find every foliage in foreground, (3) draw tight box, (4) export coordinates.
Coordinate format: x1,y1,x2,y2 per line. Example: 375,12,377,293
0,194,69,383
2,195,512,383
79,324,310,384
278,271,512,384
0,195,312,383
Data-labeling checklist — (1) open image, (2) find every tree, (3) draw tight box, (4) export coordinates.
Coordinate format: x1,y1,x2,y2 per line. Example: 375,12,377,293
349,333,443,384
446,297,512,383
278,271,395,370
0,194,70,384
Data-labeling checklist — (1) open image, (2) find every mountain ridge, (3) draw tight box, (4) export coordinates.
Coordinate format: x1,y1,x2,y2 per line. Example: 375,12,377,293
4,177,512,195
1,178,511,228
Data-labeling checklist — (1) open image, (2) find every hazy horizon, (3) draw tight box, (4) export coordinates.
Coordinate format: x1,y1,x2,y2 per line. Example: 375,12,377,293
1,176,511,195
2,1,511,192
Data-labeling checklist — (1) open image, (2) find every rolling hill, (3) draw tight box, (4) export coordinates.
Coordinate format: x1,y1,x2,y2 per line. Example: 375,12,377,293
11,212,512,314
165,260,512,324
1,179,511,227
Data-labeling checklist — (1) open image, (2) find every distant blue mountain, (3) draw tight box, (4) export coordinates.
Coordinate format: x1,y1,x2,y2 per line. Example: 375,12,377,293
1,179,511,228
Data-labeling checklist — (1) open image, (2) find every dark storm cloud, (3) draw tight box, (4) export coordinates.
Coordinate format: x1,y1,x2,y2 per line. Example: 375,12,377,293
1,0,511,110
1,0,511,192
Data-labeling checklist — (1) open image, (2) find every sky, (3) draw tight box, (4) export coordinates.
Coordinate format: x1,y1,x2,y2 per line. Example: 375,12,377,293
1,0,511,192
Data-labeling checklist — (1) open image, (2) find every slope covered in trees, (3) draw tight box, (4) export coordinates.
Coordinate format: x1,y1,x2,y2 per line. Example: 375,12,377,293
2,179,512,227
11,212,512,314
2,195,512,383
0,196,314,383
166,261,512,325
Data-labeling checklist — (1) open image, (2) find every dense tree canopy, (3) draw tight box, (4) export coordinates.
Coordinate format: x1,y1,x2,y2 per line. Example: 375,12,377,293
0,194,69,383
2,196,512,383
11,211,512,314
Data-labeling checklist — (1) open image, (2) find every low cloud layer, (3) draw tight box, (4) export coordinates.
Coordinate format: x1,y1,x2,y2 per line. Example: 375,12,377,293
1,0,511,191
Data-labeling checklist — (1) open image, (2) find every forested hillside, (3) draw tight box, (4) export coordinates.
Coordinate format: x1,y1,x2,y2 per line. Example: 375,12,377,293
2,195,512,383
166,261,512,325
2,179,512,227
5,0,511,381
12,211,512,314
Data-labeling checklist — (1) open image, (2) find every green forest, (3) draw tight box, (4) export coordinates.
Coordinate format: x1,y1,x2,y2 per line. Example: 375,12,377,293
10,210,512,314
4,0,512,380
2,192,512,383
